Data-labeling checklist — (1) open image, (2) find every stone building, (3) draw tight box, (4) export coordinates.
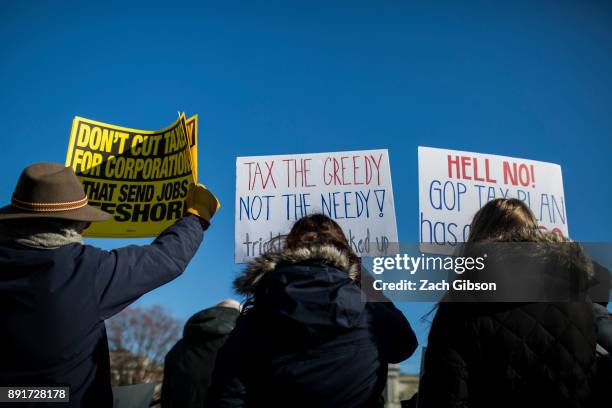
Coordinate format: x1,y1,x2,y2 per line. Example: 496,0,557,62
384,364,419,407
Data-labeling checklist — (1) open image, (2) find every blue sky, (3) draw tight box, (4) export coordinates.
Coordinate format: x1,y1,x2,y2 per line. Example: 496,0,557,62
1,1,611,373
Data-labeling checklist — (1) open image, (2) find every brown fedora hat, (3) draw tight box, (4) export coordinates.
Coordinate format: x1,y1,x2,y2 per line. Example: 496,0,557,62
0,163,112,222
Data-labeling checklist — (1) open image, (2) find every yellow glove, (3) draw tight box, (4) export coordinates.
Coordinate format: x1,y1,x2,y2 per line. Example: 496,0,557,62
186,183,220,223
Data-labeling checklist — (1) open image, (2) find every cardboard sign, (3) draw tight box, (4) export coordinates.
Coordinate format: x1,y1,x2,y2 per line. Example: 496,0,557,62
235,149,398,263
65,115,196,237
418,146,568,248
185,114,198,182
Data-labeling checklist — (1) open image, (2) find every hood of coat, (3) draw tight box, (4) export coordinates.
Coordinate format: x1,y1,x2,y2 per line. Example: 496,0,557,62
182,306,240,341
235,244,360,294
234,244,365,332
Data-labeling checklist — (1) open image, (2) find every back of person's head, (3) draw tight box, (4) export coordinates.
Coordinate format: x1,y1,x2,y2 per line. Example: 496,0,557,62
284,213,361,276
285,214,353,252
462,198,593,301
234,214,361,296
468,198,538,243
215,299,241,311
0,217,89,248
0,218,89,233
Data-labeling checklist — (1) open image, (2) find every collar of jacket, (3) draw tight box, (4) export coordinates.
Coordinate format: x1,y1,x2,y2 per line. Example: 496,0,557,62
234,244,360,295
0,219,84,249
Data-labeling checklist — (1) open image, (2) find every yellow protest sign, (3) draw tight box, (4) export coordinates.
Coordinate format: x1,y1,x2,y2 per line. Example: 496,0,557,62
185,114,198,182
184,113,219,210
65,115,196,238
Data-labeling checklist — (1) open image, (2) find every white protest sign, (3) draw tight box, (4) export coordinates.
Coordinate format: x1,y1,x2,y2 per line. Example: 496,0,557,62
418,146,568,248
235,149,398,263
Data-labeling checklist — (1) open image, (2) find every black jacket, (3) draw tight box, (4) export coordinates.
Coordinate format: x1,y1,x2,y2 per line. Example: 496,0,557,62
161,306,239,408
418,241,598,408
0,215,204,407
207,244,418,408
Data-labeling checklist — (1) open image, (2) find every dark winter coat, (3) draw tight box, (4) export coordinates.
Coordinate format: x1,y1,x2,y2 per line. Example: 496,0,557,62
206,244,418,408
0,215,204,407
418,241,598,408
161,306,239,408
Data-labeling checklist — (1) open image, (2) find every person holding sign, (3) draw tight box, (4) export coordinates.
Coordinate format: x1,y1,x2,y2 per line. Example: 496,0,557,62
0,163,218,408
207,214,417,408
417,199,597,408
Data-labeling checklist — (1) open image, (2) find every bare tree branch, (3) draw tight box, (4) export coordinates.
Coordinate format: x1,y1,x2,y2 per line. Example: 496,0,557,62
107,305,181,388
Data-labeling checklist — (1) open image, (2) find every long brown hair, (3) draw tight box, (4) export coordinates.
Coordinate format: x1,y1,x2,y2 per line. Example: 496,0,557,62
422,198,541,320
284,214,361,269
468,198,538,243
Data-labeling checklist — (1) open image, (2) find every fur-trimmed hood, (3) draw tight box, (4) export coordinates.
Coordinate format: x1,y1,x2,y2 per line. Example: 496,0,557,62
234,244,360,295
233,244,365,332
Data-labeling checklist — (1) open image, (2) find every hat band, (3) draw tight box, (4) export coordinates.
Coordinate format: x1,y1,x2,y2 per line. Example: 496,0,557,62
11,196,89,212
